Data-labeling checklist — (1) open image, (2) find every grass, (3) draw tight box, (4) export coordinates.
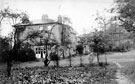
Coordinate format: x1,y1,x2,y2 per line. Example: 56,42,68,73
99,50,135,84
120,61,135,83
0,63,118,84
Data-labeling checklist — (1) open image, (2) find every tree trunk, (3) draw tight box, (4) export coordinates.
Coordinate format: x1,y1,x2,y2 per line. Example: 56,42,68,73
56,46,59,67
7,60,12,77
104,53,108,65
12,42,21,61
6,42,20,77
56,60,59,67
80,54,83,66
7,51,12,77
97,53,100,65
68,48,72,67
44,44,49,66
62,49,65,59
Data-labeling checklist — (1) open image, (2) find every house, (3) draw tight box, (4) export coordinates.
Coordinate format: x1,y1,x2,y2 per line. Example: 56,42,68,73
14,20,77,59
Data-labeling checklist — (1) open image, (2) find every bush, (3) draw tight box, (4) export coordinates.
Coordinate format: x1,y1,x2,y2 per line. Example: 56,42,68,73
0,37,11,62
0,50,10,62
112,40,133,52
50,52,59,66
0,48,36,62
17,48,36,62
76,44,83,55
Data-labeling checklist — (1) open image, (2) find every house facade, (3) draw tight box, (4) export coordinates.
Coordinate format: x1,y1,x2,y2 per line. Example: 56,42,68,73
14,21,77,59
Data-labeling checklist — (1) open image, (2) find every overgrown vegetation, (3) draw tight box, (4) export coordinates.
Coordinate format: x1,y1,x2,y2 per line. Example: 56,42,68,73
0,63,118,84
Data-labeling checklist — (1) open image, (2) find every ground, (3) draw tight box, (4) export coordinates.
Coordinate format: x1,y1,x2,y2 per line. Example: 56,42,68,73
100,50,135,84
0,64,117,84
0,50,135,84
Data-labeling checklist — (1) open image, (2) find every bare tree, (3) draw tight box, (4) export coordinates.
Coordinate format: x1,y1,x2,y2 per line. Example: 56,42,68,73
0,7,35,77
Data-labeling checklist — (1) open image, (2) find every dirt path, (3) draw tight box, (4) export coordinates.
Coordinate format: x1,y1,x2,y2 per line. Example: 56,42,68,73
100,50,135,84
115,62,133,84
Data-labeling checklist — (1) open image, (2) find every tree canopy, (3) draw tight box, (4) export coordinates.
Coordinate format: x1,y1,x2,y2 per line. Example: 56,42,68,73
113,0,135,32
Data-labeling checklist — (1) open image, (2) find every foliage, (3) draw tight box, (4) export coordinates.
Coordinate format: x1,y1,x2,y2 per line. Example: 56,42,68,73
0,36,11,51
0,64,118,84
94,11,110,31
89,30,110,65
50,52,59,61
93,11,114,52
76,44,84,55
16,48,36,62
50,51,59,67
90,30,107,54
1,7,31,24
0,36,11,62
0,7,39,76
56,15,76,66
57,15,75,46
111,0,135,49
0,7,39,61
112,0,135,32
0,7,32,51
112,40,133,52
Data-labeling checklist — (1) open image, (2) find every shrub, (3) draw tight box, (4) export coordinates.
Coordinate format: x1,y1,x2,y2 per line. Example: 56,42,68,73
112,40,133,52
50,52,59,66
0,50,10,62
76,44,83,55
17,48,36,62
0,37,11,62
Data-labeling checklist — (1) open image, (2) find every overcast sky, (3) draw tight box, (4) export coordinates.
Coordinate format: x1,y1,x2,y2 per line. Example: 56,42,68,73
0,0,114,36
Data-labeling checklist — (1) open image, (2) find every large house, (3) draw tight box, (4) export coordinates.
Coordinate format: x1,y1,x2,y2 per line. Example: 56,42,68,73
14,19,77,59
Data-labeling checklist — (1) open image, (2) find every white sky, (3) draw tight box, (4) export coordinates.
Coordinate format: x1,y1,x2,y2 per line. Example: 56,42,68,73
0,0,114,36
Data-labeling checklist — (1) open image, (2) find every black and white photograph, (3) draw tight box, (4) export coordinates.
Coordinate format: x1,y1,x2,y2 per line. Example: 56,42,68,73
0,0,135,84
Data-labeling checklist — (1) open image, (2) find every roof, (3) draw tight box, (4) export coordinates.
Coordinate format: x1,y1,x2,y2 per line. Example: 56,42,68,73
13,22,71,28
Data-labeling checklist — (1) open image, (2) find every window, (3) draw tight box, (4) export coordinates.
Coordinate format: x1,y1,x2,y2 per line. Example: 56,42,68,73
35,47,47,54
36,48,38,54
36,47,41,54
44,48,46,53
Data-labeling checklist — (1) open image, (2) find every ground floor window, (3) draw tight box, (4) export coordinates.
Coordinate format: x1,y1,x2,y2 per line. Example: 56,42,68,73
35,47,46,54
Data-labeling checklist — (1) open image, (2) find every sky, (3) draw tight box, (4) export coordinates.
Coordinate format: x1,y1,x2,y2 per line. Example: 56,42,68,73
0,0,114,36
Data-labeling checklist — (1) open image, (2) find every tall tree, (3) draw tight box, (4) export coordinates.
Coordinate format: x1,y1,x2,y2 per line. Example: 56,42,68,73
39,24,58,66
57,15,76,66
90,29,107,66
94,12,110,64
113,0,135,47
0,7,37,76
